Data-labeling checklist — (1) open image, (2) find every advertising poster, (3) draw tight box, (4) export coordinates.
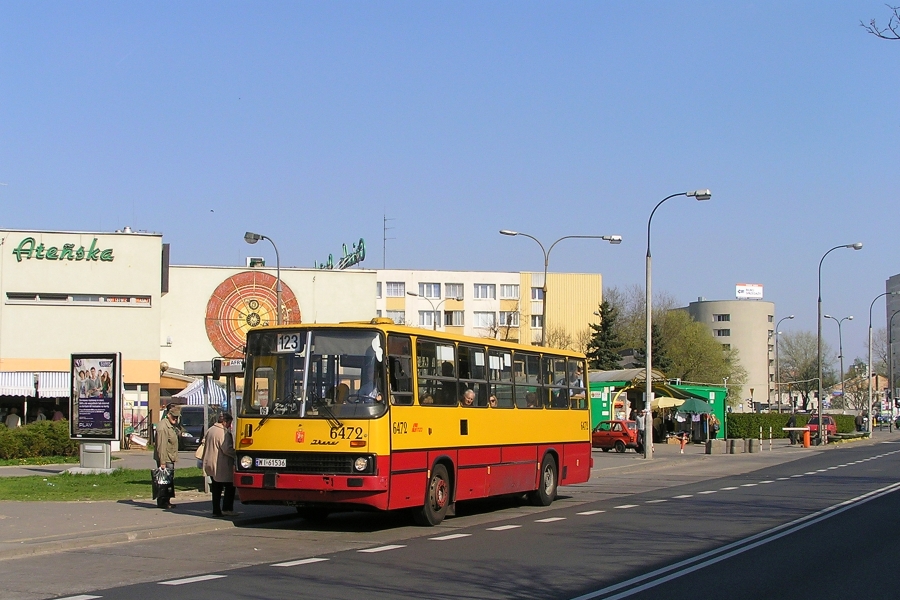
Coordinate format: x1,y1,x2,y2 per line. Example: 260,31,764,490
70,353,121,440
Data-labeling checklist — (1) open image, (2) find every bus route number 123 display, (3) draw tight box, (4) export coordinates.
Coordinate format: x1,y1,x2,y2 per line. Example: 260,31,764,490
275,333,302,353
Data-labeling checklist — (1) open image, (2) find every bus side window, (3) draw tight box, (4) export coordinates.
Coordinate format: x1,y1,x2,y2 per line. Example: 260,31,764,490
546,356,569,409
417,338,458,406
388,335,413,405
488,350,514,408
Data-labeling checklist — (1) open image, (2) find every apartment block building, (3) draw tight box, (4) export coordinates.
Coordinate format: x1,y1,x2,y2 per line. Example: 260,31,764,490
375,269,602,348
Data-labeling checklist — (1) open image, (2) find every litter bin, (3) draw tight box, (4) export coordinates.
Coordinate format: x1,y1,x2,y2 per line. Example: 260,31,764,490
80,442,111,469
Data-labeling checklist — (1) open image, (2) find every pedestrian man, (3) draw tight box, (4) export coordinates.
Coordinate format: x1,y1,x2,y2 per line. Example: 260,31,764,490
153,403,181,509
786,412,797,445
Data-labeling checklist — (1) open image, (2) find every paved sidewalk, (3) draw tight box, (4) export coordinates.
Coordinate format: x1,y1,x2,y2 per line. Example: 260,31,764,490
0,431,893,562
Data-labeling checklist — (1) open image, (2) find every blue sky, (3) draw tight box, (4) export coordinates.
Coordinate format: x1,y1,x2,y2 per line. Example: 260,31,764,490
1,2,897,360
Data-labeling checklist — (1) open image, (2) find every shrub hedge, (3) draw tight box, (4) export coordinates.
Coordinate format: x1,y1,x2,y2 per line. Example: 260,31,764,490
725,413,857,439
0,420,79,459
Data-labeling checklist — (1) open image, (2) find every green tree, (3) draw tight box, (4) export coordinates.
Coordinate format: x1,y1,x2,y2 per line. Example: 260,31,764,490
662,310,746,391
586,299,622,370
632,322,672,373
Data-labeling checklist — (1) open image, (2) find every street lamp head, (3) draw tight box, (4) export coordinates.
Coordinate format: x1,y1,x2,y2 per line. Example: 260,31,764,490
406,291,419,297
244,231,262,244
824,314,833,319
686,189,712,201
848,242,863,250
499,230,518,237
847,316,854,321
603,235,623,244
787,315,795,319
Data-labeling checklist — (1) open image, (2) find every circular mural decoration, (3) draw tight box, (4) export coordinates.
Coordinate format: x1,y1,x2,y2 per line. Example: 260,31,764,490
205,271,301,358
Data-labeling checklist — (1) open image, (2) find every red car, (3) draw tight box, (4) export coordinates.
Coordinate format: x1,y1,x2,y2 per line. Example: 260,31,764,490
807,415,837,437
592,420,642,453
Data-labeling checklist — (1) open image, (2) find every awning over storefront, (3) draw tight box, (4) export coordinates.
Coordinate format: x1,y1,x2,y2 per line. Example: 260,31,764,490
172,378,227,405
0,371,71,398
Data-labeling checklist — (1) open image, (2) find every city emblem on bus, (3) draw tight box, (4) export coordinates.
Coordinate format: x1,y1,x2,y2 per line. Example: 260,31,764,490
296,430,305,443
411,423,423,433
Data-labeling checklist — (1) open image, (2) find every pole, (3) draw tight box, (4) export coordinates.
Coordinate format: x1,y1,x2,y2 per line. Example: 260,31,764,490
890,311,900,431
774,315,793,413
817,243,862,444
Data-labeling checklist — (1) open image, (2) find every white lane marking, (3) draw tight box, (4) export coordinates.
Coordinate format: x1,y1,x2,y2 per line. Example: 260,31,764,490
56,596,102,600
816,469,828,473
827,467,838,470
578,510,606,515
272,558,329,567
645,499,667,504
487,525,521,531
776,478,789,481
838,464,848,467
805,472,818,475
568,480,900,600
673,494,693,499
536,517,567,523
430,533,472,541
698,491,717,495
741,484,757,487
720,486,738,490
614,504,638,509
791,474,803,478
159,575,226,586
358,545,406,553
759,481,775,484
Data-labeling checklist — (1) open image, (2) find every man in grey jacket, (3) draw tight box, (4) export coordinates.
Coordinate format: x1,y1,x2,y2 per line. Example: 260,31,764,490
153,404,181,509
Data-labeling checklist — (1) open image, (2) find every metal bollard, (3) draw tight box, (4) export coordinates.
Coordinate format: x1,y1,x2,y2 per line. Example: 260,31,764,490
769,426,773,451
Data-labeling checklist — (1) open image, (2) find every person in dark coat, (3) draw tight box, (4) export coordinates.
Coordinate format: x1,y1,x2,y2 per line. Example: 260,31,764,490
786,412,797,445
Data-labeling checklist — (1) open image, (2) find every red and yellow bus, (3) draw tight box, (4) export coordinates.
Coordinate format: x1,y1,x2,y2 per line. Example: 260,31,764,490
234,319,591,525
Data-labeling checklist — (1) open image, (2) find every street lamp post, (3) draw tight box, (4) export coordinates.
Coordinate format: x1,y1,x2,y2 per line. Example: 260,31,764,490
868,292,897,433
774,315,794,413
824,314,853,408
244,232,283,325
644,189,711,460
816,243,863,443
406,292,462,330
499,230,621,347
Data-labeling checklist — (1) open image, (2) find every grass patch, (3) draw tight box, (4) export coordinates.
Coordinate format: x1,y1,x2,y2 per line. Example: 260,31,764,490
0,467,205,501
0,456,81,467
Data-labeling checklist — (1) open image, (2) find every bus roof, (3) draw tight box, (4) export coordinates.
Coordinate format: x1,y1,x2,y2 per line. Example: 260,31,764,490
248,320,586,358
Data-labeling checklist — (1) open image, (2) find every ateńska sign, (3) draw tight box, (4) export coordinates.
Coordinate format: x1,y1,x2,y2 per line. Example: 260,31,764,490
12,237,114,262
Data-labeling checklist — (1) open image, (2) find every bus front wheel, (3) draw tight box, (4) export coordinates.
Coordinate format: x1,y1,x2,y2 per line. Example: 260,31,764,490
528,455,558,506
413,464,451,526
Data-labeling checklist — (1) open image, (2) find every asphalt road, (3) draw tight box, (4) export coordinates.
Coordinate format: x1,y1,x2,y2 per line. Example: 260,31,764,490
37,441,900,600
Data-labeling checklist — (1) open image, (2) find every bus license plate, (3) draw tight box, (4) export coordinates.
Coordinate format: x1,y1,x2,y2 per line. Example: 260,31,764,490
255,458,286,468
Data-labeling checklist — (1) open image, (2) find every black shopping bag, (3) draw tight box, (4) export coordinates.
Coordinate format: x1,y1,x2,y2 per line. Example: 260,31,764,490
151,467,174,500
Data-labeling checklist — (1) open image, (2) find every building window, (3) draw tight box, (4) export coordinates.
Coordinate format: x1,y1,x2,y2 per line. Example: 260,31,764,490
473,311,497,328
721,343,731,350
499,311,519,327
385,310,405,324
418,310,439,328
385,282,405,297
500,284,519,300
418,283,440,299
444,310,464,326
5,292,152,307
713,314,730,322
714,329,731,337
376,310,382,317
531,287,544,300
768,315,774,322
474,284,496,299
531,314,543,328
445,283,464,299
376,282,382,299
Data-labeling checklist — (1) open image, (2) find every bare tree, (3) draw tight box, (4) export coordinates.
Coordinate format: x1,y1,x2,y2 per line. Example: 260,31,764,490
873,327,889,377
574,327,593,355
862,5,900,39
839,359,870,411
545,326,574,351
778,330,836,411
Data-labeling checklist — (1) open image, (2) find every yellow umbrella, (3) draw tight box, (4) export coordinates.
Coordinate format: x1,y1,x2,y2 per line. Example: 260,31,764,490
651,396,684,409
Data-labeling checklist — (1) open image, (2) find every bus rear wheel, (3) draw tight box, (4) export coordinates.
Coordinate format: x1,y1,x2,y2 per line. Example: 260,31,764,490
413,464,451,526
528,455,557,506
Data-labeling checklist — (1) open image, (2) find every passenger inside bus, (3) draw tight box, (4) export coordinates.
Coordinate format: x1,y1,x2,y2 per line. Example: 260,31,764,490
461,389,476,407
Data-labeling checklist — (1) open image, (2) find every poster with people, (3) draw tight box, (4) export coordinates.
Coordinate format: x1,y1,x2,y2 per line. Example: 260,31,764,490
70,353,121,440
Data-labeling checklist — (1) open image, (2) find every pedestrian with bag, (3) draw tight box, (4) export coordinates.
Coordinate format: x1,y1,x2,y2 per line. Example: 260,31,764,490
202,412,238,517
153,403,181,509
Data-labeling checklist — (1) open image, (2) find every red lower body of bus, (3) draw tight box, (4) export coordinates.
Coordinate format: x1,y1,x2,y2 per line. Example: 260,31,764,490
235,441,591,511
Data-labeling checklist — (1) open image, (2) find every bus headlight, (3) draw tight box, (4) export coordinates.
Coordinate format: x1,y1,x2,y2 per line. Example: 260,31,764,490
239,455,253,470
354,457,369,472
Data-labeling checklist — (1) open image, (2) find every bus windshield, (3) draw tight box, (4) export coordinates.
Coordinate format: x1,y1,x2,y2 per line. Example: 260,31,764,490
240,329,388,419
